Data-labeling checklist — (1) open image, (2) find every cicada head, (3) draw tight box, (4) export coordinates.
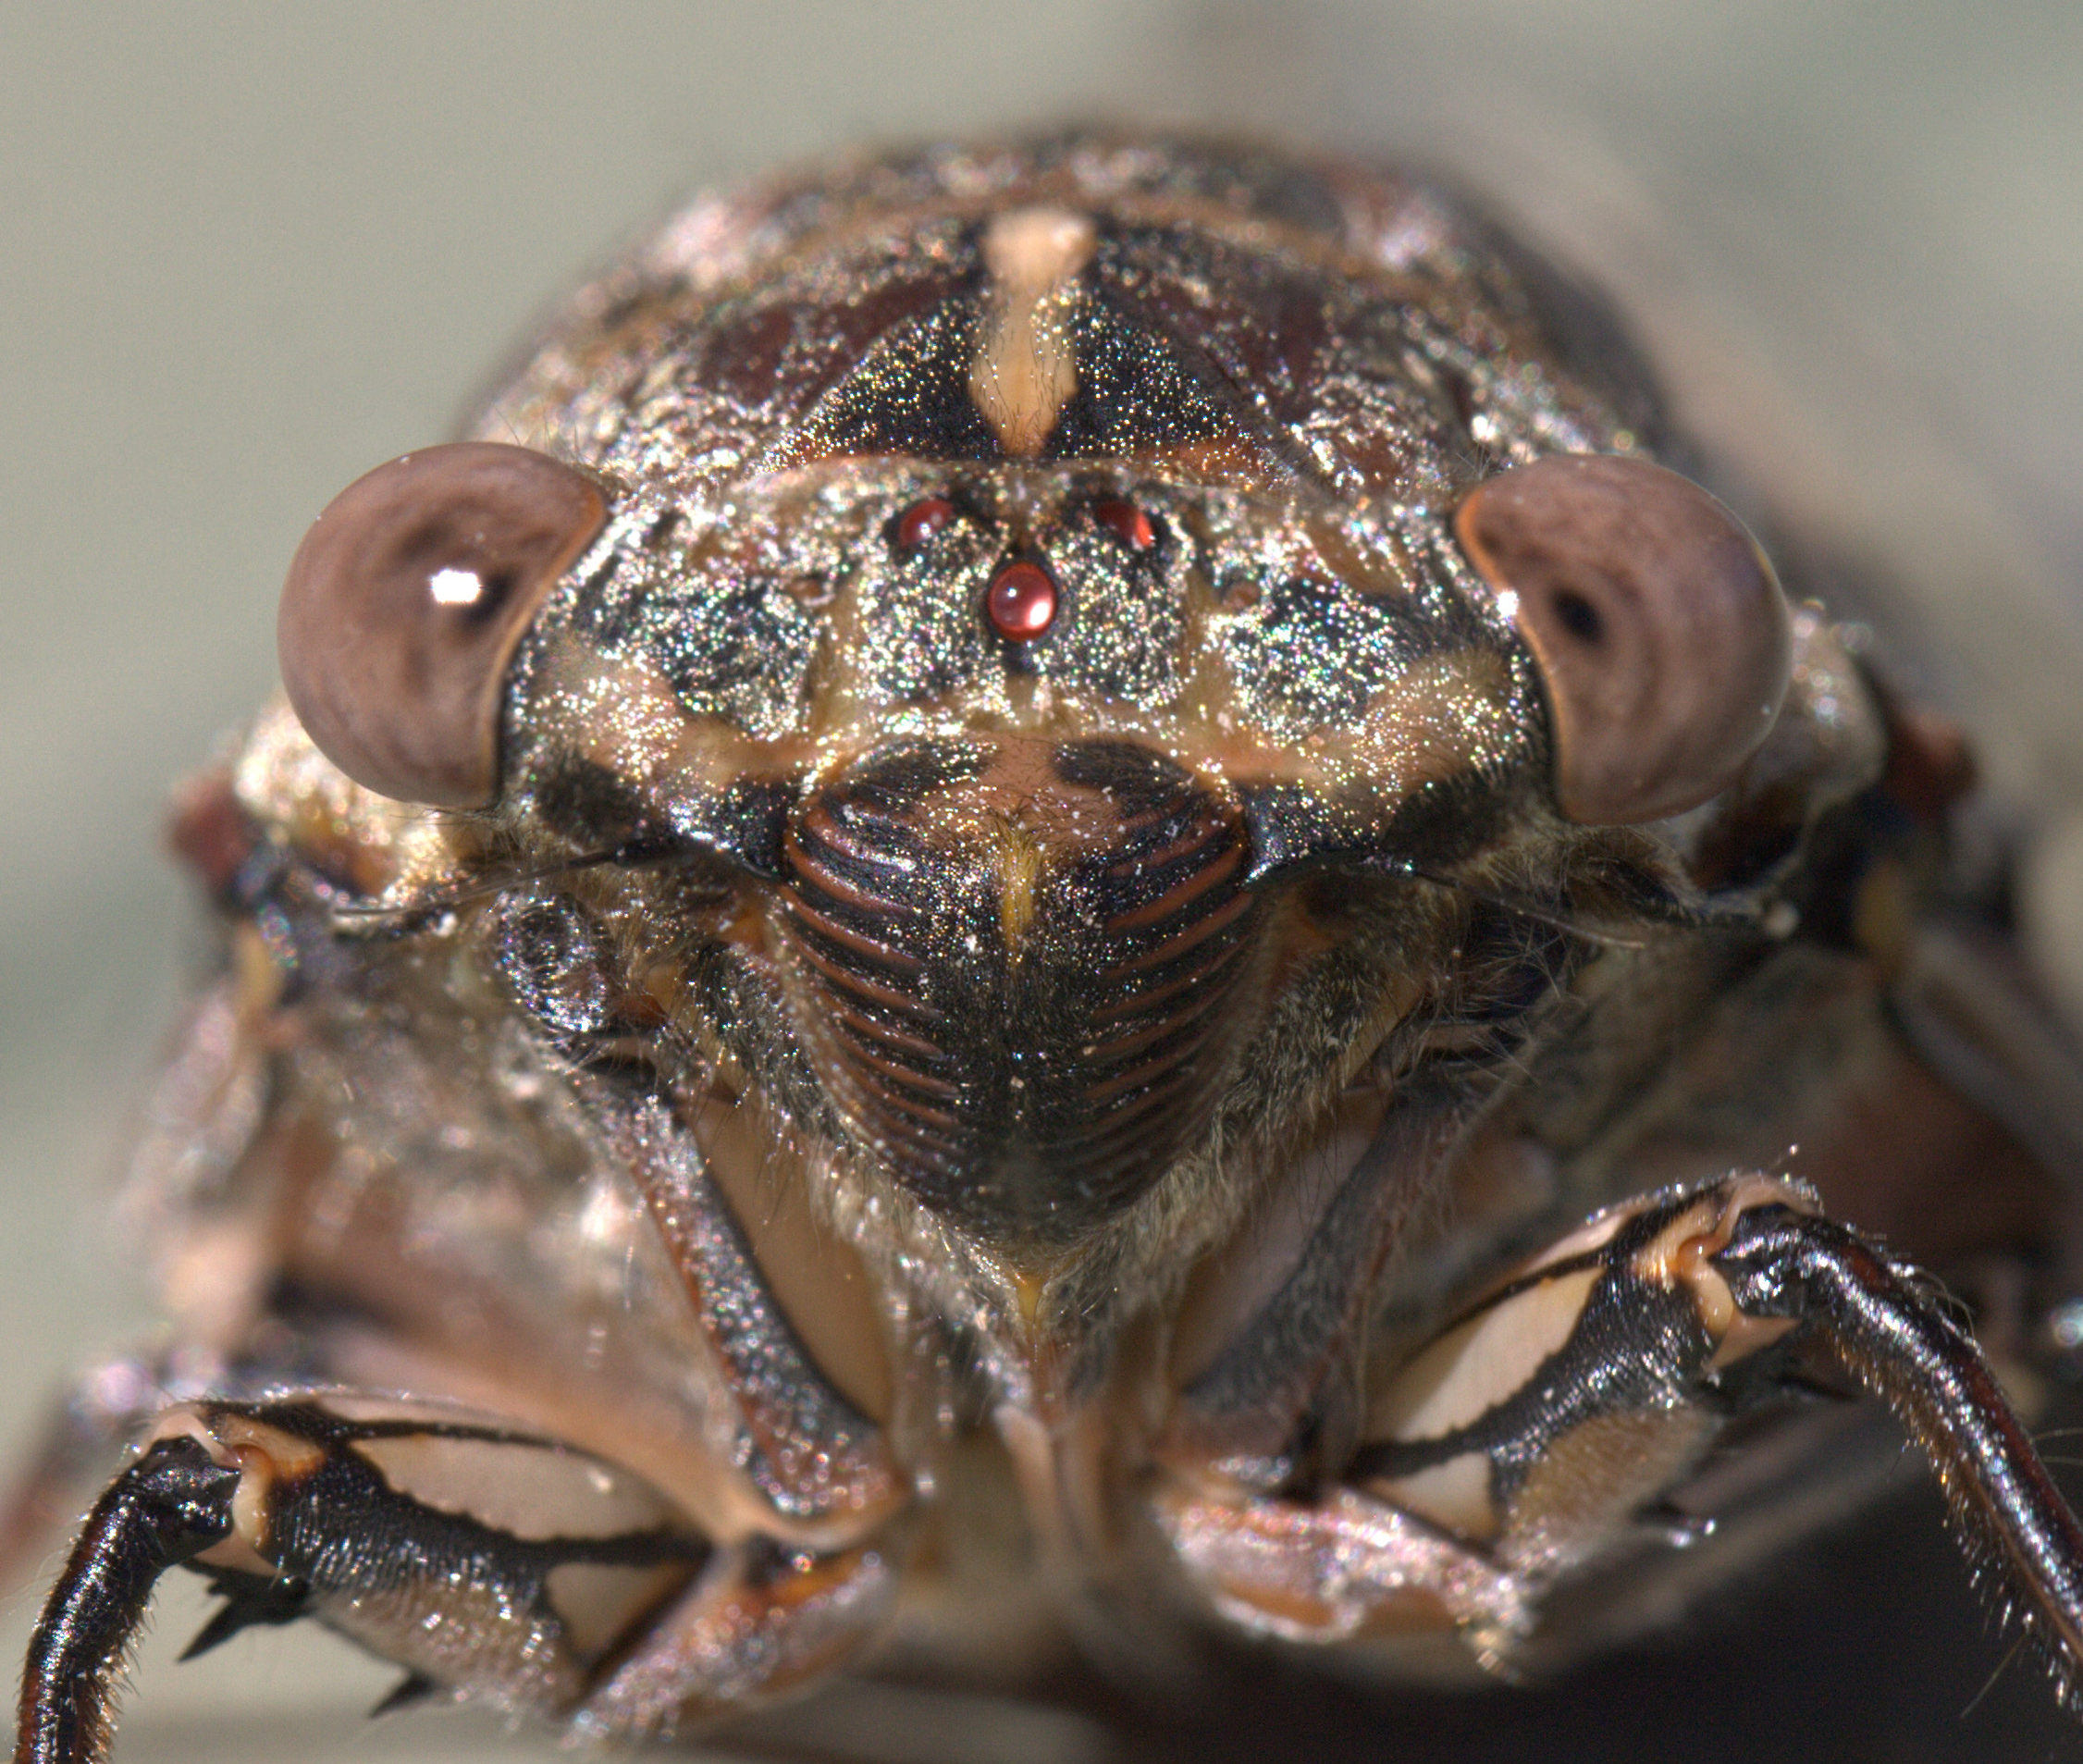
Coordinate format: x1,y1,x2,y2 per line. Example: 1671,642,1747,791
275,138,1793,1301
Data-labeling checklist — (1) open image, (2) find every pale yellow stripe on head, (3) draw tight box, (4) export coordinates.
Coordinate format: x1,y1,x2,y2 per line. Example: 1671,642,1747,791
969,206,1096,457
986,814,1044,945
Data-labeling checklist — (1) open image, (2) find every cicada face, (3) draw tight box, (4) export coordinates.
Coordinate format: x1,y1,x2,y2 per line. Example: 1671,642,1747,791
14,134,2083,1762
495,458,1545,1252
274,146,1791,1353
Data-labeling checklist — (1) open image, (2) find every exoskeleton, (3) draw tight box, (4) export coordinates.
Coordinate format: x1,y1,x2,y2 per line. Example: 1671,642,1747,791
13,133,2083,1760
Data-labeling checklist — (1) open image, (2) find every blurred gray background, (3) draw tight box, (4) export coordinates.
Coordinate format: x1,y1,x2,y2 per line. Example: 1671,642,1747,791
4,4,2082,1759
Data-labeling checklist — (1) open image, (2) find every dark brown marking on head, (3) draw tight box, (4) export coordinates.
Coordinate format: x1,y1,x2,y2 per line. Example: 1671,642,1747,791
1236,773,1505,887
529,759,790,879
754,276,1005,473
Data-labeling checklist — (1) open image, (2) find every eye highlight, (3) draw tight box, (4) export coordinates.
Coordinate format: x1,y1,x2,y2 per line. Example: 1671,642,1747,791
894,496,956,553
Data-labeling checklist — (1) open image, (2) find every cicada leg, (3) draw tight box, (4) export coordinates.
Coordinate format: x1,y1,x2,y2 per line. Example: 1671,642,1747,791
1153,1175,2083,1696
0,1359,174,1597
14,1394,906,1764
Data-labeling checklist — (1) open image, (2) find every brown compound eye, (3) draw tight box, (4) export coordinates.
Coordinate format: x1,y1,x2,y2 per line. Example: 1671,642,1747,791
277,442,608,807
1454,453,1793,825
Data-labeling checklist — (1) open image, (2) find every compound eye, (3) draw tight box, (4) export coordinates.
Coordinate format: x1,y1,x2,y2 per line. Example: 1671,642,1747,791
1454,453,1792,825
277,442,608,807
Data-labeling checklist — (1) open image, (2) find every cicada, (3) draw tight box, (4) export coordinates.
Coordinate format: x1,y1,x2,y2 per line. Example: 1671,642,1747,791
12,132,2083,1762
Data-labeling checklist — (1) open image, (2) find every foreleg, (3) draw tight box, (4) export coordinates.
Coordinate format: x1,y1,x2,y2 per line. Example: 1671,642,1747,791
1712,1199,2083,1685
17,1436,237,1764
1153,1175,2083,1694
14,1394,903,1764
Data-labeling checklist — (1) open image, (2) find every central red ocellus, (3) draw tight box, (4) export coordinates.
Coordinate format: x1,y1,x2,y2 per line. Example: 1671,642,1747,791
986,561,1057,641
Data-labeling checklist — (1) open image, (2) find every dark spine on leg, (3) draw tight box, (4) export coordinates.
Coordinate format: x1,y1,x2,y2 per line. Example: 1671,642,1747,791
15,1437,239,1764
